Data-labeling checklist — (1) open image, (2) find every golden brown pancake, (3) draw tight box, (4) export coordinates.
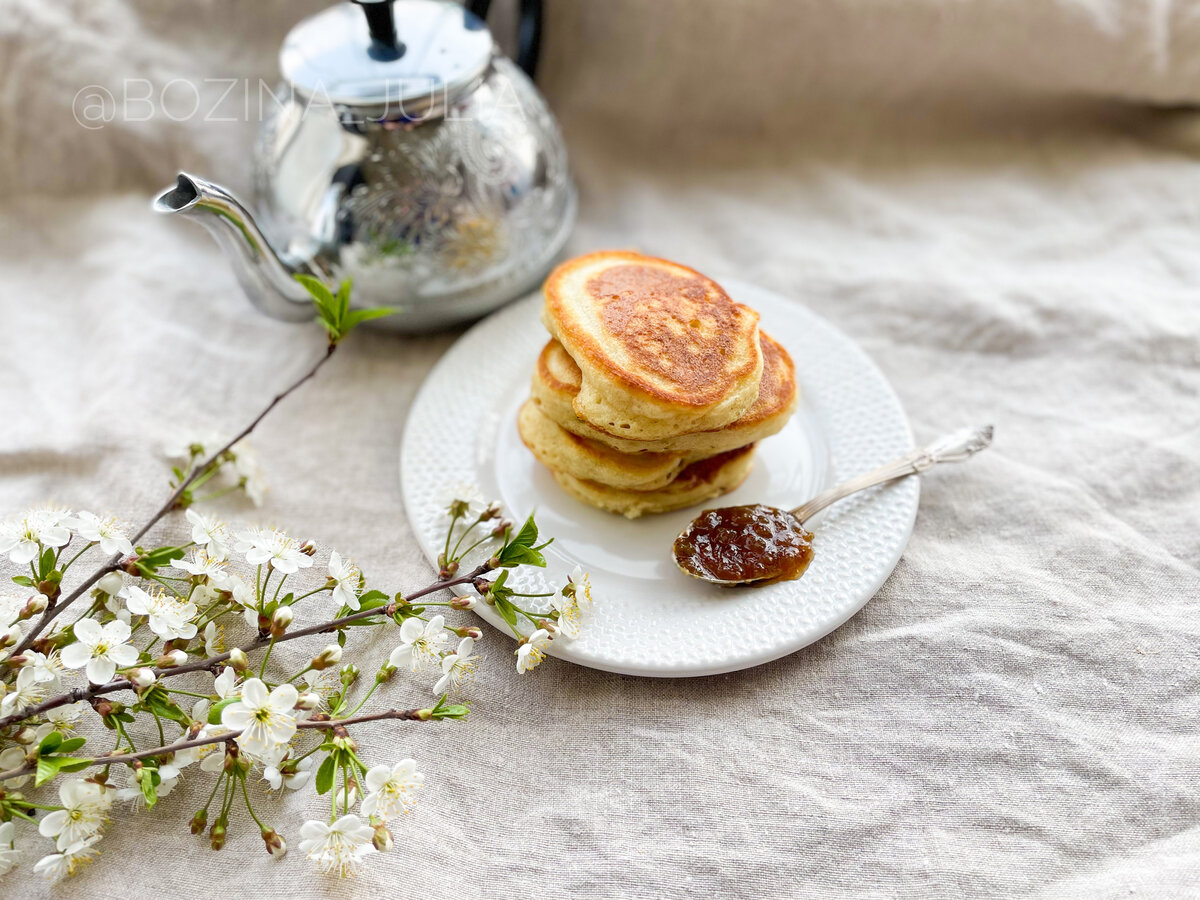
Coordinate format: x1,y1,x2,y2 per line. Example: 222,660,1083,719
517,399,691,491
549,445,757,519
541,251,763,440
530,332,798,456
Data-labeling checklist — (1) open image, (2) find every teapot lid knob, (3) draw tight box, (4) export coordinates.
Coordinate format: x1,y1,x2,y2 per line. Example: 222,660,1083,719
352,0,404,60
280,0,494,119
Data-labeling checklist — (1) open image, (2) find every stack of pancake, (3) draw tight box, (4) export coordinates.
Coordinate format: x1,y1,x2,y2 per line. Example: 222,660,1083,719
518,251,798,518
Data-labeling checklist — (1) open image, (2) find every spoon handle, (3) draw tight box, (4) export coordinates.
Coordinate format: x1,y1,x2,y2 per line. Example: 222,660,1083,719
790,425,994,523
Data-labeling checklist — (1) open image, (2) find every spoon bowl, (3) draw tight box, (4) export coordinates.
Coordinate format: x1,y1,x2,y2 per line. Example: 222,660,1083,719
673,425,993,586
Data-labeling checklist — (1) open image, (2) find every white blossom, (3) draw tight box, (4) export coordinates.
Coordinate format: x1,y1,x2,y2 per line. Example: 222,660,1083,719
0,667,45,716
388,615,449,673
327,551,362,610
0,821,18,876
184,508,230,561
37,779,111,850
173,547,226,579
299,815,376,876
36,700,89,740
121,585,198,641
233,447,267,506
221,677,298,760
550,566,593,640
516,628,552,674
0,506,72,565
235,527,312,575
60,618,138,685
263,755,313,792
23,649,64,685
432,637,477,695
360,760,424,821
96,571,124,596
203,621,223,656
63,512,132,557
0,593,26,629
115,763,179,809
0,747,30,787
32,835,100,881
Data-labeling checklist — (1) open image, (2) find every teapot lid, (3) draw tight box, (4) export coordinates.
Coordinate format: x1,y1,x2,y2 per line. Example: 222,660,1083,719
280,0,494,119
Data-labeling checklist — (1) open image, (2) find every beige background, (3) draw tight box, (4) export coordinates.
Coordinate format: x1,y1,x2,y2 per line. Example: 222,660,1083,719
2,0,1199,897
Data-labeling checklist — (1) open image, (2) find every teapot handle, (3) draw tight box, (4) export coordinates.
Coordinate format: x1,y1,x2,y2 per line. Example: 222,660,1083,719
468,0,543,79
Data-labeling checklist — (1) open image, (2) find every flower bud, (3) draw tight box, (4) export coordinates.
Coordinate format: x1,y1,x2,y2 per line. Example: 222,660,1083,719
261,828,287,858
270,606,293,638
23,595,48,616
456,626,483,641
228,648,250,672
375,665,395,684
210,820,227,850
0,626,20,649
311,644,342,670
481,502,502,521
373,823,394,852
439,559,459,579
189,809,207,835
487,555,501,570
491,518,512,538
450,595,476,610
13,726,37,745
295,692,320,711
156,649,188,668
129,668,156,689
97,571,124,596
300,541,317,557
339,664,359,686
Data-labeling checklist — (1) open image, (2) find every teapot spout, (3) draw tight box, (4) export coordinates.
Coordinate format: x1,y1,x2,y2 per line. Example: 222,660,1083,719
153,173,315,322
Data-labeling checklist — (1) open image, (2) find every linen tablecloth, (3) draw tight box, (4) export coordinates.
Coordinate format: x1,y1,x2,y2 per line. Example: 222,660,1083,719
2,1,1199,896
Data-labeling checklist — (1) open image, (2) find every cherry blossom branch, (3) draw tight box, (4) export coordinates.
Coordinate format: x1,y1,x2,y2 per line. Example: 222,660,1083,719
10,344,339,657
0,707,431,782
0,564,490,730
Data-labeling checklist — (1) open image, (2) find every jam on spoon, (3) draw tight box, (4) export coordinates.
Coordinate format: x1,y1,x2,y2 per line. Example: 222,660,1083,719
674,504,813,585
672,425,994,586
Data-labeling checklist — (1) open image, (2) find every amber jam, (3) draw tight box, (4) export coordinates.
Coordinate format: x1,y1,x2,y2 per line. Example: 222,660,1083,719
673,504,815,585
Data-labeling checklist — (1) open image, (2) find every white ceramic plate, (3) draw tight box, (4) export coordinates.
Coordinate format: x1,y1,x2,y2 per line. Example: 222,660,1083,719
400,279,917,677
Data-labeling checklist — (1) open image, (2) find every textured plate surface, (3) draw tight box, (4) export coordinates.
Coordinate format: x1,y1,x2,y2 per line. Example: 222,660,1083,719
400,280,917,677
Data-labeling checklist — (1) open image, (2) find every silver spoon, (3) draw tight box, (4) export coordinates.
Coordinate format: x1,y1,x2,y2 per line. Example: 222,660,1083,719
673,425,994,585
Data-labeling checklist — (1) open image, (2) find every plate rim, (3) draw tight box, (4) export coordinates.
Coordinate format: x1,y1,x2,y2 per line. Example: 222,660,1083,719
400,279,917,678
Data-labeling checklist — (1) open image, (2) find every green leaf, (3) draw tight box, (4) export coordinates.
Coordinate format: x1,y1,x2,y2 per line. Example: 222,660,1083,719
315,755,336,795
336,278,352,324
34,756,90,787
58,737,87,754
493,595,519,631
337,630,347,647
39,546,55,579
141,769,159,808
497,543,546,568
511,513,539,548
294,274,336,315
358,590,388,607
343,306,399,330
11,575,34,587
207,697,239,725
38,731,64,754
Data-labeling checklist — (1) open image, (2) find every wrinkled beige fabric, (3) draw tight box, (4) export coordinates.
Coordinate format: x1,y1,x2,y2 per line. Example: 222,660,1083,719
1,1,1198,897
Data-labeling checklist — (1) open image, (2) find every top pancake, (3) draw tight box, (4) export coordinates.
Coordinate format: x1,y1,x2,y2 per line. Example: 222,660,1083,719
531,332,798,456
541,251,763,441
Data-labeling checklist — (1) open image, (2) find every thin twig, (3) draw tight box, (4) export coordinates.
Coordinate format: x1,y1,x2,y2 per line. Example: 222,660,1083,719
0,564,489,730
10,344,338,657
0,707,429,782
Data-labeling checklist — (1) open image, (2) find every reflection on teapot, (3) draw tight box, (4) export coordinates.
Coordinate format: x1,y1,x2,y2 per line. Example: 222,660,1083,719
153,0,575,332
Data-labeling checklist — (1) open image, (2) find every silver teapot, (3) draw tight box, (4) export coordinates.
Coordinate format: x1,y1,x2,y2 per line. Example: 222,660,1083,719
154,0,575,331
